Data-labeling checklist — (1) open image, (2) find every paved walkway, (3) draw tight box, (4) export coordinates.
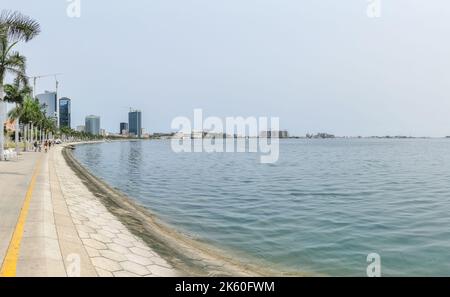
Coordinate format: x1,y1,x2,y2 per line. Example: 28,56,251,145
0,146,179,277
0,152,40,269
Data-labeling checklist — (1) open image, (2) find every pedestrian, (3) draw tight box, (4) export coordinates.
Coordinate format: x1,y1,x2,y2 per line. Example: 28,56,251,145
33,141,38,152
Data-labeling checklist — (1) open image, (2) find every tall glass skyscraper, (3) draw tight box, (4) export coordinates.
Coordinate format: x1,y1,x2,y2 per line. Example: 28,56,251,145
85,115,101,135
59,97,71,128
128,110,142,138
36,91,57,120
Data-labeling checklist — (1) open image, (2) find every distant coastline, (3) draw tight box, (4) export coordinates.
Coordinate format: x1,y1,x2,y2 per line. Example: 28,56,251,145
112,135,442,140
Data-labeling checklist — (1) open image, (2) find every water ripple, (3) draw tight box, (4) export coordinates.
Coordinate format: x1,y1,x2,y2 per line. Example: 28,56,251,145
73,139,450,276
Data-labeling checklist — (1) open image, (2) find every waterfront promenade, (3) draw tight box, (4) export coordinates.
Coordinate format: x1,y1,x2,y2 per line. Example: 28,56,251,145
0,146,179,277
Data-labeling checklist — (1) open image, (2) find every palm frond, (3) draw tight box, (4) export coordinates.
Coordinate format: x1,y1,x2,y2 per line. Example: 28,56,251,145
13,72,29,87
5,51,26,69
0,10,41,42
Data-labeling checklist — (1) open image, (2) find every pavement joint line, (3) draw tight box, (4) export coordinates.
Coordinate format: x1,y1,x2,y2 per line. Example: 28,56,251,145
0,155,43,277
49,152,69,276
49,151,68,276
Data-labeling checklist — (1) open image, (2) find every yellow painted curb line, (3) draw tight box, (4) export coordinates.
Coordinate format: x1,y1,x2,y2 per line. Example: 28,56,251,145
0,156,42,277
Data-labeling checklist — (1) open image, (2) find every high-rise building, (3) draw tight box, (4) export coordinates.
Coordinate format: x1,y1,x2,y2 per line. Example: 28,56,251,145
259,130,289,138
85,115,101,135
120,122,129,135
128,110,142,138
279,130,289,138
36,91,57,120
59,97,71,128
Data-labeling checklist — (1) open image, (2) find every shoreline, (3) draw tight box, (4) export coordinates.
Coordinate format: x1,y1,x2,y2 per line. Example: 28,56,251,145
63,142,293,276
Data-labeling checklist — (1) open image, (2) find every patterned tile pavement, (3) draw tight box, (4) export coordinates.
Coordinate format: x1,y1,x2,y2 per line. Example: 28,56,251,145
52,146,179,277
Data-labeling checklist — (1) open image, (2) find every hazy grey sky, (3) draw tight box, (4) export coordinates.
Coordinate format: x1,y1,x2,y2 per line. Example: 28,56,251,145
3,0,450,136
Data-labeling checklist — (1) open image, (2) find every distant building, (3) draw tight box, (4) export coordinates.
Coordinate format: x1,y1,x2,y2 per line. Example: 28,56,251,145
171,132,187,139
100,129,107,137
259,131,269,138
259,130,289,138
154,132,175,139
280,130,289,138
59,97,71,128
36,91,57,120
306,133,335,139
85,115,101,135
204,132,227,139
128,110,142,138
108,132,126,138
120,122,129,135
76,125,85,132
191,131,206,139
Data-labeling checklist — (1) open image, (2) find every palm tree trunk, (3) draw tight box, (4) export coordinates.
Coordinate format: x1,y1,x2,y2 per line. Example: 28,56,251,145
15,114,19,158
13,102,20,156
0,85,5,161
31,123,34,151
24,124,28,152
23,124,26,152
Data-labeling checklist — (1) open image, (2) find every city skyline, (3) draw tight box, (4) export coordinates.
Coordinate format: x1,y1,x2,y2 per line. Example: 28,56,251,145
34,90,144,136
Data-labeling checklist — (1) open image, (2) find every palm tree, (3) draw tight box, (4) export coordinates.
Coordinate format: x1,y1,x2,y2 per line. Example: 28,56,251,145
8,95,30,147
4,75,30,105
0,10,40,159
8,95,46,150
4,74,31,153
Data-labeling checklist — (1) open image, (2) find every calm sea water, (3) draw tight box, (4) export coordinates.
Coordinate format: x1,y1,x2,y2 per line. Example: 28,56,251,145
73,139,450,276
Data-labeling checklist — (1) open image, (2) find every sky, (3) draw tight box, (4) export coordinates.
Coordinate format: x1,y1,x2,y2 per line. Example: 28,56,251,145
2,0,450,137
